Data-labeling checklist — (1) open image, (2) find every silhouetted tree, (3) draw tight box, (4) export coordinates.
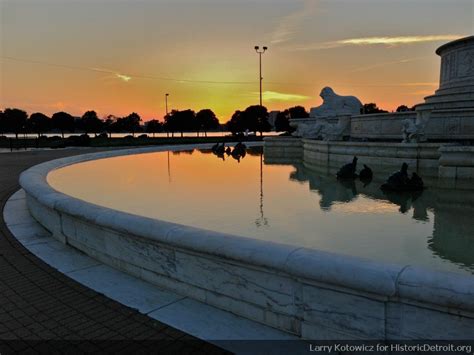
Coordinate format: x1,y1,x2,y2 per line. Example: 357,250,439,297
162,113,172,137
196,109,219,137
0,111,4,135
51,111,75,138
146,119,163,137
396,105,415,112
116,112,142,136
103,115,117,137
27,112,51,138
164,110,196,137
288,106,309,119
226,110,245,134
362,103,388,114
80,110,103,135
226,106,270,135
244,105,270,136
274,110,292,132
2,108,28,139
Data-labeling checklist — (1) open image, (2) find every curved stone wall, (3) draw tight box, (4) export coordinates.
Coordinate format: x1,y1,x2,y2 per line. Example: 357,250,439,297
20,144,474,339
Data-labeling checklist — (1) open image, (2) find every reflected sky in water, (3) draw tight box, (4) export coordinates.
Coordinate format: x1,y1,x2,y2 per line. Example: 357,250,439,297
48,147,474,276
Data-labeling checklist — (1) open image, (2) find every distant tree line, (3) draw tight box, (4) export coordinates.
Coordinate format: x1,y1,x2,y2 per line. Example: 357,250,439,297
0,108,222,138
0,102,416,139
164,109,220,137
362,103,416,114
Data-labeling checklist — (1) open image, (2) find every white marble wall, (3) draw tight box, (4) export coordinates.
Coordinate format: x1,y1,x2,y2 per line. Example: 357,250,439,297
20,145,474,340
350,112,416,140
303,140,443,177
263,137,303,164
439,145,474,183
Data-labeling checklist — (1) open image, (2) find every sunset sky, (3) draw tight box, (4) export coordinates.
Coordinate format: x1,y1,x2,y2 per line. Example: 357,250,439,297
1,0,473,122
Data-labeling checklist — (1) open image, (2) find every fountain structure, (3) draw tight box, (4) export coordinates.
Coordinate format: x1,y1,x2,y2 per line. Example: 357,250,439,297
265,35,474,184
16,35,474,342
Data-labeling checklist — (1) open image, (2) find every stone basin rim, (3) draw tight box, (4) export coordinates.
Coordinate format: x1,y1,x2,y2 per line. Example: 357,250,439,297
19,143,474,311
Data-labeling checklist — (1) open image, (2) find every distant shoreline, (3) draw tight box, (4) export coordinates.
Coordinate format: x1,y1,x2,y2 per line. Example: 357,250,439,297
0,133,277,151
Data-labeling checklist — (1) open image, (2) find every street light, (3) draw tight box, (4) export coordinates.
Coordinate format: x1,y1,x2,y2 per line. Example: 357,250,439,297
254,46,268,107
165,93,169,115
165,93,170,138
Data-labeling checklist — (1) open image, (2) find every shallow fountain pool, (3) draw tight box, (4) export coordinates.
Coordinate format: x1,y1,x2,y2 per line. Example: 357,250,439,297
48,146,474,276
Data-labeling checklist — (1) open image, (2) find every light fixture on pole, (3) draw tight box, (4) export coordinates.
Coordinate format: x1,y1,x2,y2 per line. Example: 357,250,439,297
254,45,268,106
165,93,169,115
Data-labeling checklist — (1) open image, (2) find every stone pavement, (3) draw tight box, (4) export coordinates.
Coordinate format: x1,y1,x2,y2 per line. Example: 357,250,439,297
0,148,227,354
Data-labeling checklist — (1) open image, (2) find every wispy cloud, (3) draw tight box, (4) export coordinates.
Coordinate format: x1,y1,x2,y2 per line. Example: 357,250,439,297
258,91,310,102
115,73,132,82
270,0,318,45
90,67,132,82
350,56,430,73
399,82,438,87
409,90,435,96
291,34,464,51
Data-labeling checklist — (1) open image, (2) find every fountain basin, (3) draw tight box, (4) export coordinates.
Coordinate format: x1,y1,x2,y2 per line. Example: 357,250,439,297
20,144,474,339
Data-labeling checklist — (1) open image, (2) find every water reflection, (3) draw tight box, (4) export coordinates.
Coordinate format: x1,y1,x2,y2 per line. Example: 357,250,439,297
48,147,474,275
286,162,474,273
200,145,268,227
256,153,268,228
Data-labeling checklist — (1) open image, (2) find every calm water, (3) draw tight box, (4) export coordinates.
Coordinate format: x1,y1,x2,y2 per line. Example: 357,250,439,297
48,147,474,276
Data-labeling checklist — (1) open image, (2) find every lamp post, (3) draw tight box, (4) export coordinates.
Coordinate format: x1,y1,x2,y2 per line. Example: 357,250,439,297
254,46,268,106
165,93,169,138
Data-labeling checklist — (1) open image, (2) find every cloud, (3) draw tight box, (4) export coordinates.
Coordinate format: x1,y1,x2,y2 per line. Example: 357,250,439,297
89,67,132,82
258,91,310,102
409,90,434,96
399,82,438,87
290,34,464,51
115,73,132,82
350,56,430,73
270,0,318,45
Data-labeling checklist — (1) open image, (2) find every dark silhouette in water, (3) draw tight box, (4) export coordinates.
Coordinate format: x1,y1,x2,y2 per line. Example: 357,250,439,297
382,189,423,214
211,142,226,160
336,156,358,179
231,142,247,163
383,162,409,188
409,172,424,190
212,142,226,155
337,177,358,196
359,164,373,181
225,146,232,155
381,163,424,191
233,142,246,155
231,151,241,162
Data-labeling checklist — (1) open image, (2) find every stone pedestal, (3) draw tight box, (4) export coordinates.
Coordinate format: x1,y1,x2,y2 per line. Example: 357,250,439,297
416,36,474,141
439,146,474,182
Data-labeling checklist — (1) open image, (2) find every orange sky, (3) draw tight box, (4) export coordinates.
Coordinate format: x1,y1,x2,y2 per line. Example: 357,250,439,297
1,0,473,122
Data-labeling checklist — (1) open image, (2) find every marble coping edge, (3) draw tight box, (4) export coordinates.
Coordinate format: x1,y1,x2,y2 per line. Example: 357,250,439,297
19,143,474,312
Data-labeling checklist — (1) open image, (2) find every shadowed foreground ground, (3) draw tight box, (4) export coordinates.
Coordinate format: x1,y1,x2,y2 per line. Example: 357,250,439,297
0,148,227,354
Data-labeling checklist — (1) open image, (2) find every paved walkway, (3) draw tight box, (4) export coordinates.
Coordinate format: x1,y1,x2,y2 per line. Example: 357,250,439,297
0,148,226,354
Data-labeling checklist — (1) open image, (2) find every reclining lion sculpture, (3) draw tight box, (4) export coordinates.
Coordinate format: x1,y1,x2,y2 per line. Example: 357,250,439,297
310,87,363,118
292,87,362,140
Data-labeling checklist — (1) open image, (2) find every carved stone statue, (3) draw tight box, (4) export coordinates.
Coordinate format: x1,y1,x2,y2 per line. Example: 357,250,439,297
310,87,363,118
292,121,326,139
321,116,351,141
401,119,426,143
